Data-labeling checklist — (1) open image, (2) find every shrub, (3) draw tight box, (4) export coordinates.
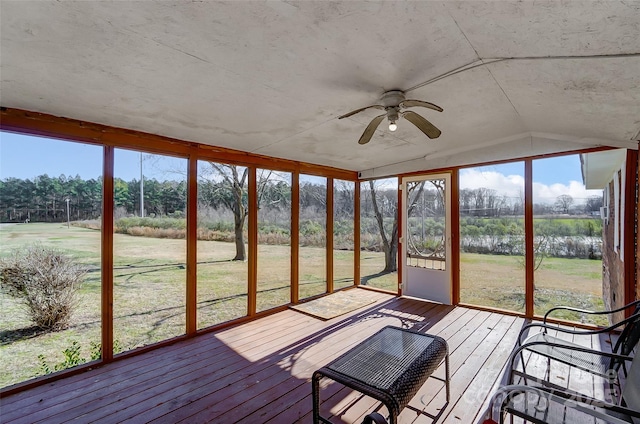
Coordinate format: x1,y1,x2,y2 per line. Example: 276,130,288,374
0,245,86,331
300,220,324,236
38,340,123,375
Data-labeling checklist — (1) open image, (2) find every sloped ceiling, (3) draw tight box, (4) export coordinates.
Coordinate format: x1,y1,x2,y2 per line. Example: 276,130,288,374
1,1,639,177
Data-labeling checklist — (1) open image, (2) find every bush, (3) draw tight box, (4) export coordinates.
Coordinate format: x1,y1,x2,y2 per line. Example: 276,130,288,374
38,340,123,375
0,245,86,331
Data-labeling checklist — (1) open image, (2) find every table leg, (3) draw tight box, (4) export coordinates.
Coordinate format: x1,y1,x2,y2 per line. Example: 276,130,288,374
445,352,450,402
312,371,322,424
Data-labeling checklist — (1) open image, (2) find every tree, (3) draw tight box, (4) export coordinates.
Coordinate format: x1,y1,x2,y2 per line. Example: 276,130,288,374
199,165,288,261
554,194,574,214
585,195,603,214
114,178,133,211
369,180,398,272
207,164,248,261
459,188,473,216
368,179,425,273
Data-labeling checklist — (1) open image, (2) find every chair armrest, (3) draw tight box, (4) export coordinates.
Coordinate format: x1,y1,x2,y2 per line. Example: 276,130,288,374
544,305,615,323
544,299,640,324
517,322,610,346
506,340,634,384
518,308,640,346
512,340,635,365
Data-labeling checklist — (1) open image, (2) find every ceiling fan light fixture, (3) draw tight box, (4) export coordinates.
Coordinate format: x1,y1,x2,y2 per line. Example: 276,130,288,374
387,107,399,132
339,90,443,144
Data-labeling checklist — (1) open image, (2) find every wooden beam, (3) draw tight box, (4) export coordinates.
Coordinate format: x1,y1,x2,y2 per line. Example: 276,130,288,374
101,146,114,361
0,107,357,181
186,155,198,335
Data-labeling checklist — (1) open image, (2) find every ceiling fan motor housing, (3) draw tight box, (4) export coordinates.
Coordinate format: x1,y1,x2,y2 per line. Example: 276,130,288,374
380,90,406,108
381,90,404,123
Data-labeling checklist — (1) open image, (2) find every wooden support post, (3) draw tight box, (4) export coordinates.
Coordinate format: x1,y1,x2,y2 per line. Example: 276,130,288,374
354,182,361,287
248,167,258,316
525,159,535,317
101,146,114,361
327,178,334,293
291,173,300,304
186,155,198,334
451,170,460,305
624,149,638,313
397,178,403,295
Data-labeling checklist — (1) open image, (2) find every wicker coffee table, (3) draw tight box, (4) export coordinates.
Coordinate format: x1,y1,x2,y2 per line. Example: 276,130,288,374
312,326,450,424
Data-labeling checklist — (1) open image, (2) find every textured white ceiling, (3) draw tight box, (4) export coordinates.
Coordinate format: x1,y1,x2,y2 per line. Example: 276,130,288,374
1,1,639,177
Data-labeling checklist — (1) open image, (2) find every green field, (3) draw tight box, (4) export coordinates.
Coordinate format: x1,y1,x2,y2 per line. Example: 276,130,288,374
0,223,388,387
0,222,603,388
460,252,604,321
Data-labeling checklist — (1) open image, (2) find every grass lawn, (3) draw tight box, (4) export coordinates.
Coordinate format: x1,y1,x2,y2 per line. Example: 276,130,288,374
0,223,376,387
460,252,605,324
0,223,605,388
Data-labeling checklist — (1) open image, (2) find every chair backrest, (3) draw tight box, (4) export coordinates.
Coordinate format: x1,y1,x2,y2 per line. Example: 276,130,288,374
621,353,640,422
614,303,640,356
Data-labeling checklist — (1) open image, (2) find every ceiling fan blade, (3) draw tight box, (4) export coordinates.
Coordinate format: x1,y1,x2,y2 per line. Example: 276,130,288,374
358,114,386,145
338,104,385,119
400,99,443,112
402,111,442,139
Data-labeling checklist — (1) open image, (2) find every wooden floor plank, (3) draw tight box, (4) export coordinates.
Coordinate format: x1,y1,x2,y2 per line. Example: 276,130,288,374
325,307,489,424
438,315,525,424
0,290,617,424
2,305,300,416
146,292,399,423
397,311,508,423
465,316,527,424
312,300,444,423
225,294,435,422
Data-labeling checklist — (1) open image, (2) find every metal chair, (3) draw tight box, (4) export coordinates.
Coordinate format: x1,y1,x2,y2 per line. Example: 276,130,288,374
509,299,640,399
485,350,640,423
361,412,388,424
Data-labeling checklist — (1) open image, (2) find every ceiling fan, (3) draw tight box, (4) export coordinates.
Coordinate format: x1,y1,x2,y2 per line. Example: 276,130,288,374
338,90,443,145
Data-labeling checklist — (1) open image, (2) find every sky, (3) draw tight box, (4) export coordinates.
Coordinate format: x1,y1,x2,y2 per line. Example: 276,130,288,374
460,157,602,203
1,131,601,202
0,132,186,182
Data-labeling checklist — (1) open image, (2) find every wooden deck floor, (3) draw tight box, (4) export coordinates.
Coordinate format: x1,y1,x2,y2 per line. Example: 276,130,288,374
0,290,617,424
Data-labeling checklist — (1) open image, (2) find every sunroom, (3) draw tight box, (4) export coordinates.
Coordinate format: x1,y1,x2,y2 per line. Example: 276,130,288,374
0,1,639,423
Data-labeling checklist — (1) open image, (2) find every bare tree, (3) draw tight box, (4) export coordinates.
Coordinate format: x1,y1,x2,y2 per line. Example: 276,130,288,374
555,194,574,214
472,187,487,216
217,164,247,260
585,195,603,214
368,180,425,273
201,165,290,261
369,180,398,272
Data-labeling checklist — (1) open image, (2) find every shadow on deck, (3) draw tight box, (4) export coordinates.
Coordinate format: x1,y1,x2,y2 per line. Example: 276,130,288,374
0,289,617,423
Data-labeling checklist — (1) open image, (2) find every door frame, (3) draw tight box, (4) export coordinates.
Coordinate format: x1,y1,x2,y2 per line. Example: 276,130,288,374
400,172,453,304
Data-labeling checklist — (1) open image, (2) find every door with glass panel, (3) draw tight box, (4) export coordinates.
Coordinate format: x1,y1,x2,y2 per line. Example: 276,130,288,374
401,173,452,304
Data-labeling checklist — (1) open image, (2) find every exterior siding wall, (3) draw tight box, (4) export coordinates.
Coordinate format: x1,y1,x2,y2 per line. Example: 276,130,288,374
602,172,626,324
